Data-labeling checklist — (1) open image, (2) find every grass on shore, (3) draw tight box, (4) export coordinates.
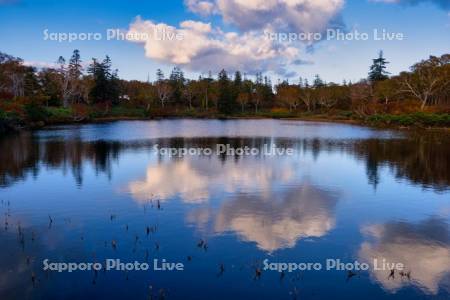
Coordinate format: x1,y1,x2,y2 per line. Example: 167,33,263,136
1,105,450,130
367,112,450,127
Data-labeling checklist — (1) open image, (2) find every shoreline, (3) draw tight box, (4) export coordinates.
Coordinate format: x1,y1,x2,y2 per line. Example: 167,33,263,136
3,113,449,134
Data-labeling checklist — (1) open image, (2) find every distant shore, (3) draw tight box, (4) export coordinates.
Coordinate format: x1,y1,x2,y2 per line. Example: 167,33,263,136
1,108,449,134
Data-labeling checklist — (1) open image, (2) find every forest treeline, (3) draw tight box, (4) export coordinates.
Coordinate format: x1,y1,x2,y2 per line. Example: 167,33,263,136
0,50,449,130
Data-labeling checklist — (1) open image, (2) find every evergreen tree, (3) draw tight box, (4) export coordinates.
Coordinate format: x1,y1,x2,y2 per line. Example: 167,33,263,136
88,58,107,103
87,56,119,104
169,66,185,104
262,76,274,104
39,69,61,106
156,69,164,82
109,68,121,105
234,71,242,88
57,56,66,69
255,72,263,85
68,49,83,79
369,51,390,82
304,78,310,88
23,66,40,97
313,74,325,88
102,56,112,79
232,71,243,102
67,49,83,104
217,69,235,115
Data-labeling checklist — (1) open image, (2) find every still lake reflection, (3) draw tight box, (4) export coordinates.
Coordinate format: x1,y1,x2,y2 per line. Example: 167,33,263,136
0,119,449,299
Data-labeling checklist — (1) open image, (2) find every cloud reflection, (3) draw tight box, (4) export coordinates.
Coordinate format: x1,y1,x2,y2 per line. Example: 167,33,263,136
213,184,339,252
129,160,210,203
127,154,338,252
127,157,297,203
358,218,450,294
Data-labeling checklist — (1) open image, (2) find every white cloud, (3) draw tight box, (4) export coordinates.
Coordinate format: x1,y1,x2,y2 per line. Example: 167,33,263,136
185,0,345,34
223,0,344,33
184,0,217,16
23,61,58,69
180,20,212,33
23,60,90,70
127,16,299,74
128,0,347,75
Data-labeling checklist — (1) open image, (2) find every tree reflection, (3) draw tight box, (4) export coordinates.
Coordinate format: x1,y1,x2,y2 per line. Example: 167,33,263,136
298,133,450,191
0,131,449,192
352,134,450,191
0,132,39,187
0,132,123,187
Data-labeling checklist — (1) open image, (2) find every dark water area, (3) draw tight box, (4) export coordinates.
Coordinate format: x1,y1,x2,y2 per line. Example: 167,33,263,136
0,119,449,299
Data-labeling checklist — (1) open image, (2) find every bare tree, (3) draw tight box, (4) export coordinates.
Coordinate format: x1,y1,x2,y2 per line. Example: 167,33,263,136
299,87,315,112
277,84,300,112
57,56,72,107
156,81,172,108
57,51,84,108
237,92,249,112
183,81,196,109
400,55,450,110
11,73,24,97
350,81,373,117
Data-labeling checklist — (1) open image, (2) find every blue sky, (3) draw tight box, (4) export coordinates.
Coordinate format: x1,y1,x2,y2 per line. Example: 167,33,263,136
0,0,449,83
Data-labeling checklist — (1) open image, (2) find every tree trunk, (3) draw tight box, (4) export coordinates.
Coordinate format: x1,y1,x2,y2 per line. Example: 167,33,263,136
421,98,427,110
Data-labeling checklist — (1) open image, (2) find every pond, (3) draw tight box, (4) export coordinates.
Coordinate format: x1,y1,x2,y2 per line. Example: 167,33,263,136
0,119,449,299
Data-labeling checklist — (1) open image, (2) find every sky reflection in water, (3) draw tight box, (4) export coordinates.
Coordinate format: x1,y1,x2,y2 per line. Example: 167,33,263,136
0,120,449,299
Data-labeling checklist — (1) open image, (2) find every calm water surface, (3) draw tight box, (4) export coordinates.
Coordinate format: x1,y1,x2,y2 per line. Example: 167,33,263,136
0,119,449,299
